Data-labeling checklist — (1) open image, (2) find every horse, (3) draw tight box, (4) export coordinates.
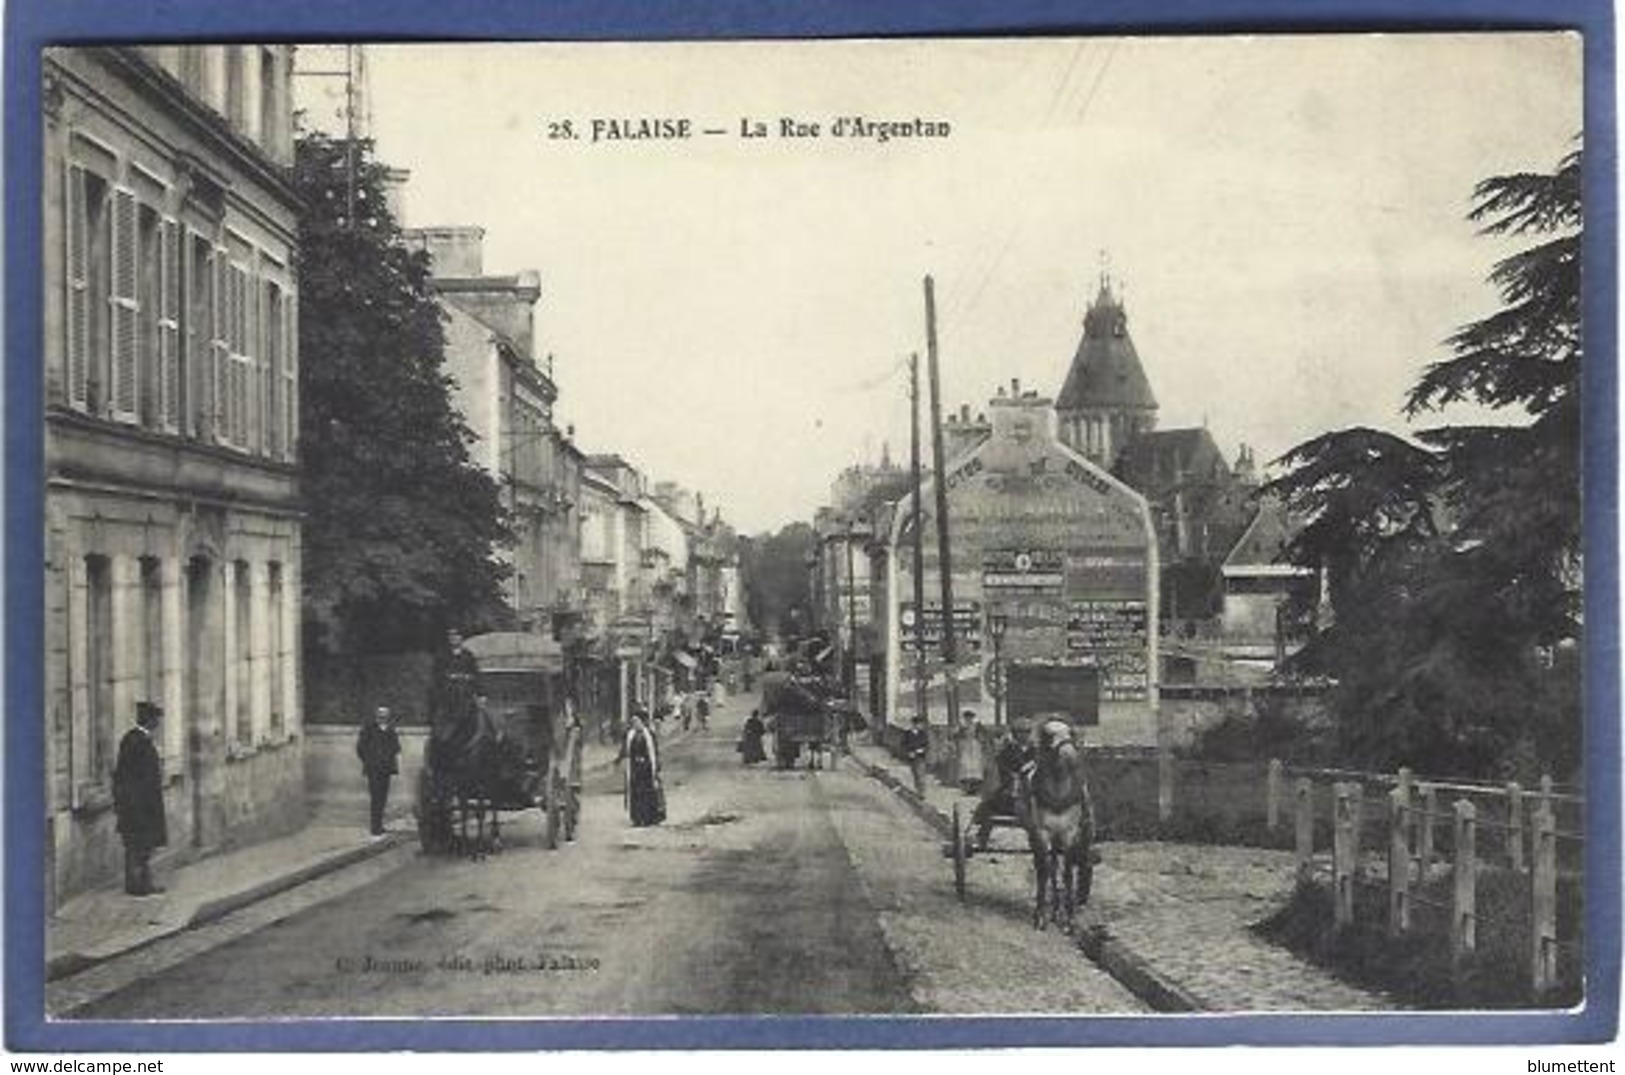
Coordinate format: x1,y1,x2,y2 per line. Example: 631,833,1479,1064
1017,720,1095,933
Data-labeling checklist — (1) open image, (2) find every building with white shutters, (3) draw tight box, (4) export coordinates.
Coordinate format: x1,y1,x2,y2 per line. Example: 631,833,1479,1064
42,46,303,908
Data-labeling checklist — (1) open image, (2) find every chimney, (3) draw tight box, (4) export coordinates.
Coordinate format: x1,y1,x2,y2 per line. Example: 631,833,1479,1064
960,404,970,423
1011,377,1021,396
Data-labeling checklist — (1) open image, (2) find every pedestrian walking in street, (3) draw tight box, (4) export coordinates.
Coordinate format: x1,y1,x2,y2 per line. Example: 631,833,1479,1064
558,696,585,841
738,708,768,765
680,690,695,732
357,705,401,837
617,709,665,827
953,709,984,794
113,702,167,896
902,714,930,798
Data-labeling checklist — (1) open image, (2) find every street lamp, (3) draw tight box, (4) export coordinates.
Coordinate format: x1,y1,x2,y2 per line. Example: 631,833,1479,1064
989,612,1009,727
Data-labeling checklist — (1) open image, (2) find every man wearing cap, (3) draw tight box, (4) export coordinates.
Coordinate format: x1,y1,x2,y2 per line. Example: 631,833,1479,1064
970,716,1036,852
113,703,168,895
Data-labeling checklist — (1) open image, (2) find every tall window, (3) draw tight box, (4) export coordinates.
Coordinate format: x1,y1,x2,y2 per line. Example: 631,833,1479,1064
64,166,111,412
267,562,284,738
84,555,114,783
136,205,161,425
140,557,164,745
263,282,283,458
234,560,252,746
185,235,213,438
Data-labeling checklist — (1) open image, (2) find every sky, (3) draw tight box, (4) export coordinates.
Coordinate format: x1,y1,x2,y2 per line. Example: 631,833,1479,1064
328,35,1580,534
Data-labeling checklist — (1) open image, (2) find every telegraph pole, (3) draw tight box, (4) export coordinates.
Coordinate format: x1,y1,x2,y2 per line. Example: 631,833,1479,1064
924,275,959,727
909,353,928,726
344,45,357,229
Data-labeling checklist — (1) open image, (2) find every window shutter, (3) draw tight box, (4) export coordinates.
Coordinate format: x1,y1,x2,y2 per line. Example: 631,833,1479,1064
248,267,262,455
159,219,180,431
110,187,139,421
233,265,249,448
284,288,298,462
64,165,90,409
211,248,229,442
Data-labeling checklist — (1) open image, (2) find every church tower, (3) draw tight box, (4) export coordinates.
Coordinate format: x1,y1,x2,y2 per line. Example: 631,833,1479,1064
1054,274,1159,469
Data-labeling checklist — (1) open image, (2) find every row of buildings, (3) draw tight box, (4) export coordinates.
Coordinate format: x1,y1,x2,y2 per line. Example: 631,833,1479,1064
807,276,1318,750
399,223,749,737
41,45,745,910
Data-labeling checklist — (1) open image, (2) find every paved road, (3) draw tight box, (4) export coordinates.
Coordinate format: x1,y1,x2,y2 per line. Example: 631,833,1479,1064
66,706,1146,1018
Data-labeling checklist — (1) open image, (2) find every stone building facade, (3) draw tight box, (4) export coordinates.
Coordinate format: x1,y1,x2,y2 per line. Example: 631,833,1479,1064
43,46,304,908
403,226,582,635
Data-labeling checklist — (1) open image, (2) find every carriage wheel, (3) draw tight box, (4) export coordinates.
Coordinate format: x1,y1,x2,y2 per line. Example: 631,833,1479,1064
951,801,968,901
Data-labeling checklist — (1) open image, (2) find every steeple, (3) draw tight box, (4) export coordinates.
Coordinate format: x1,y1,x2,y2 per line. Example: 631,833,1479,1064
1054,268,1159,468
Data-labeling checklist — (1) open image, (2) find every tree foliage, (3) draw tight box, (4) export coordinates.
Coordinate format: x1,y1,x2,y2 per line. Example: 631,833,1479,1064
739,522,819,640
1264,144,1583,780
295,132,511,654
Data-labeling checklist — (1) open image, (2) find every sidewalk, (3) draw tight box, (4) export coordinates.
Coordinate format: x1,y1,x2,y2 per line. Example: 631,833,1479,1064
46,811,412,982
846,738,1401,1013
46,721,657,984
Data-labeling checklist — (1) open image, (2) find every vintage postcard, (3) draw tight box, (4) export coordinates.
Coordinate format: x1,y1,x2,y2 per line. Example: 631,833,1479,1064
25,30,1607,1045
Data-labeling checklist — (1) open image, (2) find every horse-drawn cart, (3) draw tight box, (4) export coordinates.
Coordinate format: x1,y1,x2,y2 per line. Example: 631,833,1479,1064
416,632,577,856
947,665,1099,931
760,670,839,770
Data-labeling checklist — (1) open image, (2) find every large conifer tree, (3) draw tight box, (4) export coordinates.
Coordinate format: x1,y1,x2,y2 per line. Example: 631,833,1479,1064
1265,145,1583,778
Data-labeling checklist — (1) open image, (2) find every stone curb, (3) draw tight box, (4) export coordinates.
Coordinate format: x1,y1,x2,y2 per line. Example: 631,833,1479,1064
846,746,1202,1014
46,831,407,983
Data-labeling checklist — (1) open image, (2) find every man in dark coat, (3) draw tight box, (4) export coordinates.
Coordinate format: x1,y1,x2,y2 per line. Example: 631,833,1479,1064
113,702,167,895
902,714,930,797
357,705,401,836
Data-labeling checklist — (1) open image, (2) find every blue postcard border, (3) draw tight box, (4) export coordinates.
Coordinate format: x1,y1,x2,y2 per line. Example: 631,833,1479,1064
5,0,1618,1051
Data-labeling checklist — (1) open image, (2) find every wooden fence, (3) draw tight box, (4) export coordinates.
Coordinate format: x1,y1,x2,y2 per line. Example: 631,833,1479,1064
1277,764,1584,1000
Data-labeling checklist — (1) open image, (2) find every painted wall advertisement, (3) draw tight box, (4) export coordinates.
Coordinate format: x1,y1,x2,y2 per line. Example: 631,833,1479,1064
893,458,1153,722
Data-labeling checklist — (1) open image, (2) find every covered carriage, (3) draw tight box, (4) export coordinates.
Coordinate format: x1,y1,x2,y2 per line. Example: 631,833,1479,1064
759,670,840,770
415,632,578,855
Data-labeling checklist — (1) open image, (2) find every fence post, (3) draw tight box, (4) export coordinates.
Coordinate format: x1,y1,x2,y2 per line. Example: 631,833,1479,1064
1452,799,1478,978
1417,783,1437,878
1507,781,1525,872
1267,759,1283,831
1388,784,1411,936
1530,801,1558,998
1333,782,1357,928
1294,777,1313,881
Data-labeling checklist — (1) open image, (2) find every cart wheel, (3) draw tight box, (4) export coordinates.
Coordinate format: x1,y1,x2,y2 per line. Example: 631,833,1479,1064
564,788,579,842
951,801,967,901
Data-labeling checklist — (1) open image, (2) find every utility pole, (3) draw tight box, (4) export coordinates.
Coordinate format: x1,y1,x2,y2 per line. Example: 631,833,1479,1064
925,275,959,728
344,45,357,229
909,353,928,726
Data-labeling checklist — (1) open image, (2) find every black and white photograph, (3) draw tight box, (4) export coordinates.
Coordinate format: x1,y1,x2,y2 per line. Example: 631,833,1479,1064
35,33,1594,1029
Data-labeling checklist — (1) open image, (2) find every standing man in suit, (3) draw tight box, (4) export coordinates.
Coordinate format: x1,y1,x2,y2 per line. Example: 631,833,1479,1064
357,705,401,837
113,702,167,896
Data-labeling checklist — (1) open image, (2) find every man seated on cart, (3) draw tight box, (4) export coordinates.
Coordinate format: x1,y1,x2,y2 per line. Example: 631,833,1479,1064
968,716,1037,852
